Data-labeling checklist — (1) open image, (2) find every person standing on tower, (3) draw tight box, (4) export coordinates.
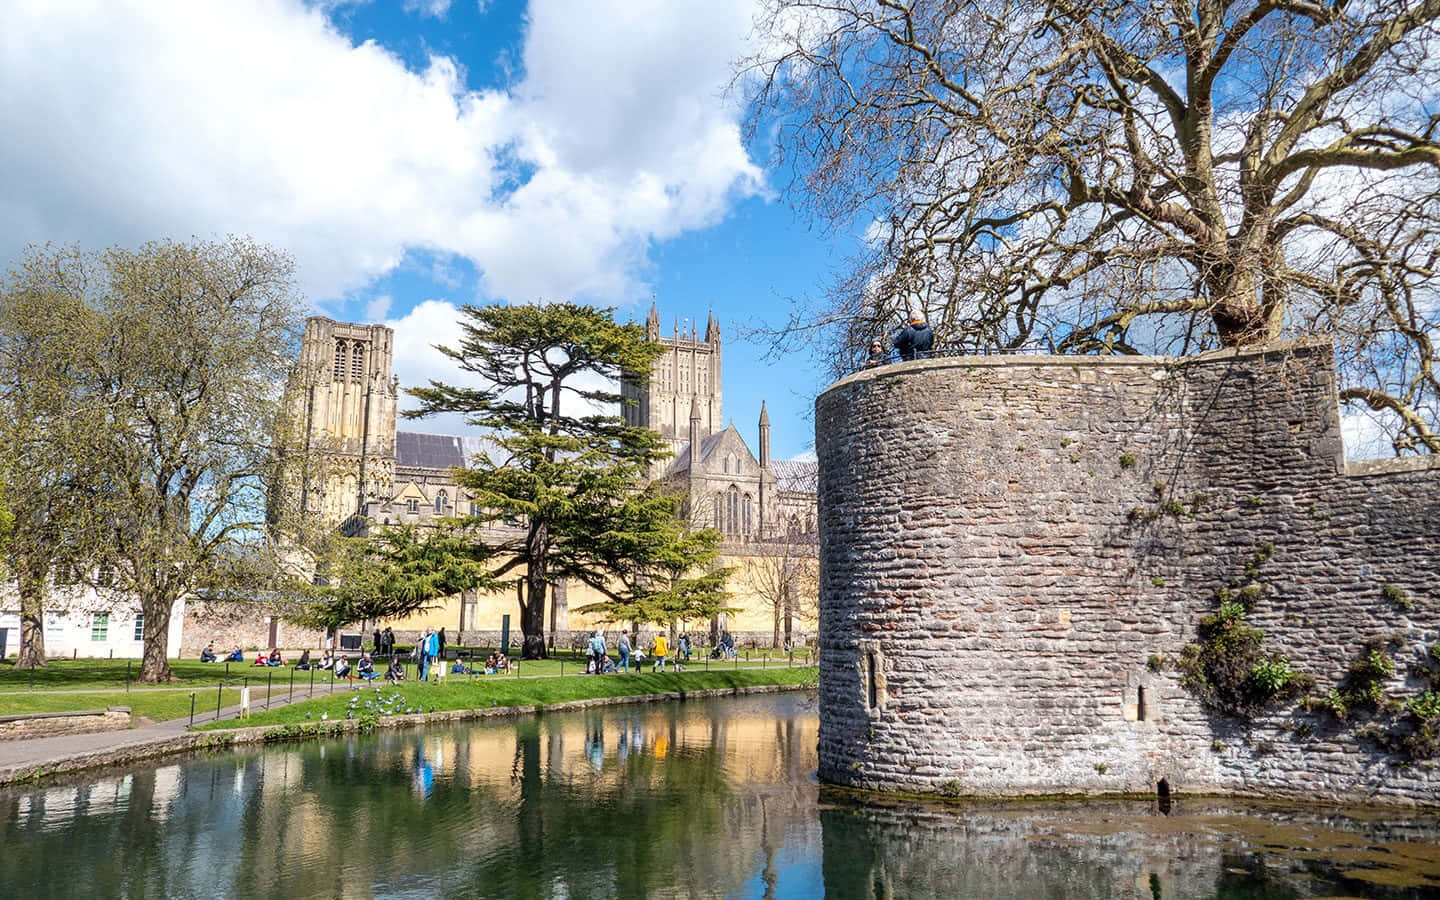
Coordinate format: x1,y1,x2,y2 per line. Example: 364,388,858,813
892,316,934,362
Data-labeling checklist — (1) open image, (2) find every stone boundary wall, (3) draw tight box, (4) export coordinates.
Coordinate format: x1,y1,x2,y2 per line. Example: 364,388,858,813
0,707,131,741
815,340,1440,805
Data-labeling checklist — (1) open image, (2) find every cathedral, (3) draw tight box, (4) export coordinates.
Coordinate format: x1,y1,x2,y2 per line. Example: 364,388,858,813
292,305,816,544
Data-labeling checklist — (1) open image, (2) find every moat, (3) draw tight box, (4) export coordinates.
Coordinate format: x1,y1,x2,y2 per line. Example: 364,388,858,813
3,694,1438,898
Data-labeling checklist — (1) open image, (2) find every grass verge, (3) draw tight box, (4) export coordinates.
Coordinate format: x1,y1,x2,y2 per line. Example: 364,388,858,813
196,666,818,731
0,689,242,722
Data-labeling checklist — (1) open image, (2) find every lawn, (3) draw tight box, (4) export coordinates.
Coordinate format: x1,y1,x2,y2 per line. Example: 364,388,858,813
0,653,818,725
195,665,818,730
0,658,247,691
0,688,243,723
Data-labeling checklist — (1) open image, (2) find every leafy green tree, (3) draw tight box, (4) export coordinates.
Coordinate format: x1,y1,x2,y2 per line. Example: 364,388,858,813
0,250,112,667
291,525,495,636
0,239,307,681
407,302,686,658
573,491,735,633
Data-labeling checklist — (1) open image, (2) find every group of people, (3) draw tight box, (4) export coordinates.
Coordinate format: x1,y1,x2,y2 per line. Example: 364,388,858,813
867,316,934,368
249,648,286,667
586,631,697,674
371,626,396,657
199,643,245,663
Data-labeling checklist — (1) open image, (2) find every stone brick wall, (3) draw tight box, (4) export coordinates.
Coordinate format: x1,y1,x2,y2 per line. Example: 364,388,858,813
815,340,1440,805
0,707,131,741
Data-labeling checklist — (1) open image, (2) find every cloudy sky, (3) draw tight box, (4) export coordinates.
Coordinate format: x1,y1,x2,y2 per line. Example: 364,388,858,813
0,0,844,459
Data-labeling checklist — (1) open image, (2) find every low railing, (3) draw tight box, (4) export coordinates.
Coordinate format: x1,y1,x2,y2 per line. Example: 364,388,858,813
859,341,1055,374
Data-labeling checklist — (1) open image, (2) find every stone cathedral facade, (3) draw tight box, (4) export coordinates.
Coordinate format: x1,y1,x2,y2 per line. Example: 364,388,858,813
279,308,817,647
294,307,816,543
621,303,817,543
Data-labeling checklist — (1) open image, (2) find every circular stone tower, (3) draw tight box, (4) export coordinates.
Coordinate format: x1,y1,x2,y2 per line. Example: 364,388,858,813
814,343,1440,802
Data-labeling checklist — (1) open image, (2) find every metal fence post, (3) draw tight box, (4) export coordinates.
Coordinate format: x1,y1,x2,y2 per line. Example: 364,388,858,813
189,692,196,727
267,671,273,709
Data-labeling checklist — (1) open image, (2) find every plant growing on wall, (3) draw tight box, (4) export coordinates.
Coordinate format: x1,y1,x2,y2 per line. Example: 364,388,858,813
1176,587,1313,718
1317,636,1440,759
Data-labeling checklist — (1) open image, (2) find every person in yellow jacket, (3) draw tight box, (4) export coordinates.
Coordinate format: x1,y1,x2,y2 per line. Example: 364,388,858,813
651,633,669,672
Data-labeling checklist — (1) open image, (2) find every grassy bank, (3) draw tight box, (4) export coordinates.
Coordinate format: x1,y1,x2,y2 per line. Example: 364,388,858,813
196,666,818,731
0,688,243,723
0,654,815,722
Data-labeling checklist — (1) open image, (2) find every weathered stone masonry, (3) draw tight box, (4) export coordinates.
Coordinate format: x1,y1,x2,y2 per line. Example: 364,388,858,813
815,340,1440,805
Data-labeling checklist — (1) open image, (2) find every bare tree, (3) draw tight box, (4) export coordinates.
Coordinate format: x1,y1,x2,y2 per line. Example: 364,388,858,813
743,528,819,647
745,0,1440,452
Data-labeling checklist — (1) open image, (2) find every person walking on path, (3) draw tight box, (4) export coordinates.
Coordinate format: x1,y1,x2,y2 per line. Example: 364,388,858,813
617,631,631,672
651,633,669,673
587,631,608,674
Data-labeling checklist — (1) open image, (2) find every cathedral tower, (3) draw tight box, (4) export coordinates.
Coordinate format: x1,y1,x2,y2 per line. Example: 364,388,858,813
292,317,399,524
622,302,723,472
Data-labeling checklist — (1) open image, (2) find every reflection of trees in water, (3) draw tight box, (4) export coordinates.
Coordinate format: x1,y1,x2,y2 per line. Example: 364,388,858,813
818,790,1440,900
0,696,820,899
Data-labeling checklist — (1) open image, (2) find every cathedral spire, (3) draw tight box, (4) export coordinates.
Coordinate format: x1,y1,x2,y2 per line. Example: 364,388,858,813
705,310,719,343
758,400,771,469
646,300,660,340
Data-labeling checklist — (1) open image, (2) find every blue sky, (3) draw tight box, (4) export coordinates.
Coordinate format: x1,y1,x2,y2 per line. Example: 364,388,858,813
0,0,855,460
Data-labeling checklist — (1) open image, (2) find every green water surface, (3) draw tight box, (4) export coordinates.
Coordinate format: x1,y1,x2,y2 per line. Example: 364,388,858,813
1,693,1437,899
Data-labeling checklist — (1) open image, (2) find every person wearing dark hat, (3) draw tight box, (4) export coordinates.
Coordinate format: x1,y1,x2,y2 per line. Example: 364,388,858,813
893,316,934,362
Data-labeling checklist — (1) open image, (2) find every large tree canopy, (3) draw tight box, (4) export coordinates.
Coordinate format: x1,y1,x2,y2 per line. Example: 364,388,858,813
407,302,717,659
290,525,494,635
0,239,305,681
745,0,1440,452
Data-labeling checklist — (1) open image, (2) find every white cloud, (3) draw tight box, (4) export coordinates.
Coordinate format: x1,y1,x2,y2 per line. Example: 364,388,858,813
363,293,392,321
0,0,763,306
404,0,452,18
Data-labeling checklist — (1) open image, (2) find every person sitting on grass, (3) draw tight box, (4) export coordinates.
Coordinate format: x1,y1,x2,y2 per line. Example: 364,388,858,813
387,658,405,683
294,649,311,671
225,646,245,663
333,655,352,679
485,651,500,674
357,653,378,680
252,650,269,667
267,648,283,666
495,652,511,673
199,643,217,663
451,659,472,675
318,649,334,670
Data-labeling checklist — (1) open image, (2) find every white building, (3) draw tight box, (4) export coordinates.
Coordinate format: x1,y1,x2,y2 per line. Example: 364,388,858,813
0,582,185,660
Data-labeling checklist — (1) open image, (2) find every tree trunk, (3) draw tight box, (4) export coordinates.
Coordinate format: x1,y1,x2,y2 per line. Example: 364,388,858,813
16,562,46,668
137,591,175,683
521,574,548,660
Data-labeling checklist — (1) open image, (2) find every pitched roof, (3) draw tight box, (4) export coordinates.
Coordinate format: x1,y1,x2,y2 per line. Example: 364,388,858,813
663,430,729,477
770,458,818,493
395,431,494,470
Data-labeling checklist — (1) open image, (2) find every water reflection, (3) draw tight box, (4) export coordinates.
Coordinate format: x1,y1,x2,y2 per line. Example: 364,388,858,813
818,790,1440,899
1,694,1437,899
